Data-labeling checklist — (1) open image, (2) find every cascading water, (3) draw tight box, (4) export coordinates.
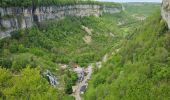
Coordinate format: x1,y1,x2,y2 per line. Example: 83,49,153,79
44,70,59,87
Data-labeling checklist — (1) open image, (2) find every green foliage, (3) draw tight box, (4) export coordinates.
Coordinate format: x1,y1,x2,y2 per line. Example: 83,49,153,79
124,3,161,17
0,2,162,99
0,13,123,69
0,0,120,8
64,79,73,94
85,11,170,100
0,12,128,98
64,69,78,94
0,12,129,98
0,67,58,100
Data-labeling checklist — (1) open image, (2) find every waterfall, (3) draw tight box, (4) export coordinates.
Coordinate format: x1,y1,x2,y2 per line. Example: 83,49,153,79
44,70,59,87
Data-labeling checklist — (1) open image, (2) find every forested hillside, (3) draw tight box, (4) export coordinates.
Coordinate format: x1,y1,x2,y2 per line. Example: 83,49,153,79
85,11,170,100
0,11,128,99
1,0,85,7
124,3,160,17
0,0,120,7
0,1,167,100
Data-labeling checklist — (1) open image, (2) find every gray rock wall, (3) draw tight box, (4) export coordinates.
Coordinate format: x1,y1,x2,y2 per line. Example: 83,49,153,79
161,0,170,29
0,4,122,38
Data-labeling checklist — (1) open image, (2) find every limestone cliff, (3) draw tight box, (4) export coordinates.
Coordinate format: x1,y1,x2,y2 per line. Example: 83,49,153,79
161,0,170,29
0,4,122,39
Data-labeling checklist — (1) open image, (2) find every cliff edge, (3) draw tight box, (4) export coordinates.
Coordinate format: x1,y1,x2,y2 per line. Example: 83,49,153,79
0,3,122,39
161,0,170,29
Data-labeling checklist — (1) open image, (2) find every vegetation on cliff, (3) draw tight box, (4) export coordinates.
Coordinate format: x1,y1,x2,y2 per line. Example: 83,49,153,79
0,0,120,7
0,13,123,69
85,11,170,100
0,2,164,100
124,3,161,17
0,12,125,99
0,67,58,99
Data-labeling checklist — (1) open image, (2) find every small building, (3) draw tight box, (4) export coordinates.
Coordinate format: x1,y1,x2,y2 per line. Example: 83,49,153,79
59,64,68,69
72,86,78,93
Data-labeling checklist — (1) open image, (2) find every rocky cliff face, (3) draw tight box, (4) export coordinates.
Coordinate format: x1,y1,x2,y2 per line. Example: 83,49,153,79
161,0,170,29
0,4,122,39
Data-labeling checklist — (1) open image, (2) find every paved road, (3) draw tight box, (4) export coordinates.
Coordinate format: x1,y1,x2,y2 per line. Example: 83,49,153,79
73,65,92,100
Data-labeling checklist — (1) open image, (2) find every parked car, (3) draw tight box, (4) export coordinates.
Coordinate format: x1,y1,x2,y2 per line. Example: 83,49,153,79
80,85,86,94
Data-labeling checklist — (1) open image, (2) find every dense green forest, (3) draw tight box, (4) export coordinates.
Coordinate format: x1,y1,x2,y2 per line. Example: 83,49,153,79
0,0,120,7
0,13,124,69
0,0,84,7
84,11,170,100
0,10,127,100
0,1,167,100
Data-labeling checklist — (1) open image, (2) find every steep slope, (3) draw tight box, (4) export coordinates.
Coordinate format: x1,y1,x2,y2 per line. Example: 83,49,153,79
0,12,127,99
0,1,162,100
0,13,123,68
0,1,122,39
162,0,170,29
85,11,170,100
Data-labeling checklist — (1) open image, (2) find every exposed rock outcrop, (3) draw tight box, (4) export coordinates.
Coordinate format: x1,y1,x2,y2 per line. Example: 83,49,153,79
161,0,170,29
0,4,122,38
